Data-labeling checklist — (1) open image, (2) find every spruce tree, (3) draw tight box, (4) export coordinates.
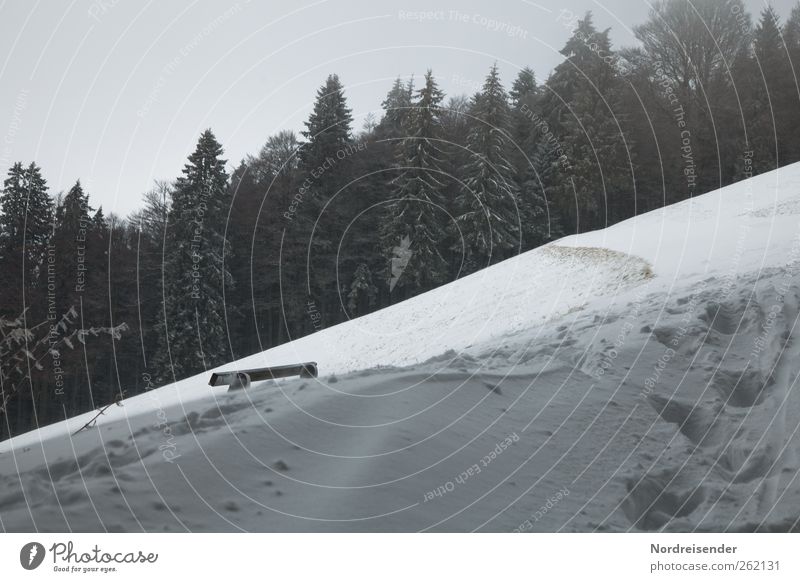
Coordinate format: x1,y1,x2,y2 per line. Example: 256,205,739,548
784,4,800,163
299,74,354,179
155,130,233,382
52,181,92,317
296,74,355,318
381,70,449,294
509,68,540,169
541,13,631,231
50,182,90,411
456,64,520,270
510,67,538,109
746,7,791,173
85,206,109,319
0,162,54,431
0,162,54,319
377,77,414,139
509,68,558,249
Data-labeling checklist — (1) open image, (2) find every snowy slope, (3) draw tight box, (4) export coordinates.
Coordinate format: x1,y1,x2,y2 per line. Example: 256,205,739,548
2,164,800,532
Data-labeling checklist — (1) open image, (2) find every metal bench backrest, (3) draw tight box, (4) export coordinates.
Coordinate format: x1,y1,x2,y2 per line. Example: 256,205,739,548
208,362,318,387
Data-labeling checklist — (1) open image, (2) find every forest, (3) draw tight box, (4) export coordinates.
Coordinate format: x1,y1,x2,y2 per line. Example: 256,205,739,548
2,0,799,438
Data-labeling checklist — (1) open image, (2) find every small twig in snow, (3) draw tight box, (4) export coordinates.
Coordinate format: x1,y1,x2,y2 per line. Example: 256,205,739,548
71,391,126,436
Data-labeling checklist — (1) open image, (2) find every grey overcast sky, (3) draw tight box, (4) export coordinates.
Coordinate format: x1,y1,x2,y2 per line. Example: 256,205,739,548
0,0,794,216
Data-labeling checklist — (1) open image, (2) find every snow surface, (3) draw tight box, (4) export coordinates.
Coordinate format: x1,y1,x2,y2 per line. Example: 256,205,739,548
2,164,800,531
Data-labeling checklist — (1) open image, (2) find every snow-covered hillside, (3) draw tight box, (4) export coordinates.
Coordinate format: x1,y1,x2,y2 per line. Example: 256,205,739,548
2,164,800,532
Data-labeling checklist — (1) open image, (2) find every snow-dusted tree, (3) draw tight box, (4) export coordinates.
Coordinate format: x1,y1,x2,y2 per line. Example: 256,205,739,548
295,74,356,316
155,130,233,382
508,67,558,249
456,64,520,270
510,67,538,109
381,70,450,293
51,181,92,315
377,76,414,139
0,162,54,319
299,74,354,178
541,13,631,231
509,68,541,168
0,306,128,439
55,181,91,232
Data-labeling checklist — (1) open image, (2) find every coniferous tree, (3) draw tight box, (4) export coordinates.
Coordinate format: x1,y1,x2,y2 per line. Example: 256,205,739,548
48,181,94,408
0,162,54,319
300,75,354,174
297,73,354,237
297,75,355,317
541,14,632,231
744,7,792,173
509,68,559,248
84,207,110,321
381,70,450,294
786,3,800,46
11,0,800,438
456,64,520,270
154,130,233,382
339,131,386,318
52,181,92,316
377,77,414,139
0,163,58,436
784,4,800,163
510,67,538,109
439,94,472,276
509,68,540,167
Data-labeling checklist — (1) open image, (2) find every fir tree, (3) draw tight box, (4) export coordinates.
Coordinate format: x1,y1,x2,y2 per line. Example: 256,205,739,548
155,130,233,382
783,4,800,163
378,76,414,139
381,70,450,294
745,7,791,172
52,181,92,316
508,67,558,248
299,74,354,175
509,67,541,174
0,162,54,318
456,64,520,270
84,206,109,318
296,75,356,317
541,13,631,231
510,67,538,108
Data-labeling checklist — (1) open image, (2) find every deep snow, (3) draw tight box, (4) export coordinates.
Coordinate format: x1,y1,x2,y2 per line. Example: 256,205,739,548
1,164,800,532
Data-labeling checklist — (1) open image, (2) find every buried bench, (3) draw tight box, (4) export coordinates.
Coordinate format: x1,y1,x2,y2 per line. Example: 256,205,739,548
208,362,318,390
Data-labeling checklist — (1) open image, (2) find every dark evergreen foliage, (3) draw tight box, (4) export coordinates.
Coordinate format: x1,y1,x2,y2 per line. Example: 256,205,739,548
154,130,233,383
4,0,800,438
380,70,451,293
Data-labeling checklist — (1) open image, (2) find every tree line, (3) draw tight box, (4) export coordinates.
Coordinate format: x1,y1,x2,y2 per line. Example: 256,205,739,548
2,0,799,438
